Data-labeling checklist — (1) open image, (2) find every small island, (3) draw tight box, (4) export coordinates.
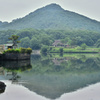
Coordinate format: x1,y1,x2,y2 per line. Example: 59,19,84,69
0,35,32,60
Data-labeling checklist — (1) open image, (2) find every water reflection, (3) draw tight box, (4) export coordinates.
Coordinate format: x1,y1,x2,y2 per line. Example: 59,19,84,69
0,54,100,100
0,60,32,83
1,60,32,71
22,54,100,99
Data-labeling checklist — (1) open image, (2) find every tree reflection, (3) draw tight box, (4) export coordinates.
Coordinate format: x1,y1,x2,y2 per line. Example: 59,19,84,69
8,72,20,83
0,60,32,83
28,54,100,99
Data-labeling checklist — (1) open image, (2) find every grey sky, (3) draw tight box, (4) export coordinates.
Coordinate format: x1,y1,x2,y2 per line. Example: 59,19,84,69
0,0,100,22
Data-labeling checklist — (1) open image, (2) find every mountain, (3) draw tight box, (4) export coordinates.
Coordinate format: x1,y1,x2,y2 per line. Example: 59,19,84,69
0,21,8,27
0,21,2,26
0,3,100,31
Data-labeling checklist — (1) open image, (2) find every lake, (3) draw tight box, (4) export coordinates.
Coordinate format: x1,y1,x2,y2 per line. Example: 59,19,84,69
0,53,100,100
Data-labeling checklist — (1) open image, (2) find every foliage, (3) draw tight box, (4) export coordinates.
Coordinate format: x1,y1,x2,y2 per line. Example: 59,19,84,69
0,4,100,51
41,46,48,53
76,46,81,50
20,48,26,53
80,43,87,50
95,39,100,48
0,29,100,49
3,48,20,54
25,48,32,54
20,37,30,48
47,46,99,53
30,37,41,50
3,47,32,54
20,47,32,54
8,35,20,48
59,48,63,53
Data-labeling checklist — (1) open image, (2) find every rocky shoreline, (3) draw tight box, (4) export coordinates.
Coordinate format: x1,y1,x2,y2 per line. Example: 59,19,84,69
0,53,31,60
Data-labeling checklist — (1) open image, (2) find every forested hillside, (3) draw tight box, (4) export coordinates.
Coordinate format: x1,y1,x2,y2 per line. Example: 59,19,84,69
0,29,100,49
0,4,100,31
0,21,8,27
0,21,2,26
0,4,100,49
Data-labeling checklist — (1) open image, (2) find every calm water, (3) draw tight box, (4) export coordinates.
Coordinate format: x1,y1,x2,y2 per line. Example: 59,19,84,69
0,54,100,100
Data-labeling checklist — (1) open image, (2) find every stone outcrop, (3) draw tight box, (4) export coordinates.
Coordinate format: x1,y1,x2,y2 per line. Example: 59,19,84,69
0,53,31,60
0,81,6,94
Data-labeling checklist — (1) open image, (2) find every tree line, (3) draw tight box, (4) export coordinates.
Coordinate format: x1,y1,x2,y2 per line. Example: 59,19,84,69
0,29,100,49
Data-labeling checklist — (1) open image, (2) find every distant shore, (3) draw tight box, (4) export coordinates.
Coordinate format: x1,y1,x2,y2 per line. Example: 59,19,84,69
41,46,100,53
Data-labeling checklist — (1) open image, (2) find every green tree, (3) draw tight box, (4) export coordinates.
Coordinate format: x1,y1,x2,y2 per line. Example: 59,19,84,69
30,38,41,50
81,43,87,50
20,37,30,48
8,35,20,48
95,39,100,48
59,48,63,53
41,46,48,53
70,38,77,46
40,36,51,46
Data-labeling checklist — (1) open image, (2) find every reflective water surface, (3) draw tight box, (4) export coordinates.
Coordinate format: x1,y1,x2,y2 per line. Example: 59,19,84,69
0,54,100,100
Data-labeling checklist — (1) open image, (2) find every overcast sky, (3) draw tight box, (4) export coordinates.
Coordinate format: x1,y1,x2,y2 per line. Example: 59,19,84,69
0,0,100,22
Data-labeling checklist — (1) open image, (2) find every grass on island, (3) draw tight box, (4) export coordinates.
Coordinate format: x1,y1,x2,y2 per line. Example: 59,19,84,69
3,47,32,54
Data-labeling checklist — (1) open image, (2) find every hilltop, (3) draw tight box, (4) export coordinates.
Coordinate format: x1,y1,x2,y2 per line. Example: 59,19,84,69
0,3,100,31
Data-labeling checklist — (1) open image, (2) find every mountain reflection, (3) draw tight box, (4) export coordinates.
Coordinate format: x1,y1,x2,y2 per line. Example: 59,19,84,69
21,54,100,99
1,54,100,99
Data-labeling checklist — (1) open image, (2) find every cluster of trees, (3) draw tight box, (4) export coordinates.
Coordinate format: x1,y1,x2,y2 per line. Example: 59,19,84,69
0,29,100,50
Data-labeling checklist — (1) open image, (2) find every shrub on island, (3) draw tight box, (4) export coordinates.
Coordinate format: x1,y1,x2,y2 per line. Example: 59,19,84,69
3,47,32,54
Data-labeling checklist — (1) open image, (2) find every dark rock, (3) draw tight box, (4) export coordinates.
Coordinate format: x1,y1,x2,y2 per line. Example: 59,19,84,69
0,81,6,94
0,53,31,60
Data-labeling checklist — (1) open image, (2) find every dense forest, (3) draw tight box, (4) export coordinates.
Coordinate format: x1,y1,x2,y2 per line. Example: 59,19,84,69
0,29,100,49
